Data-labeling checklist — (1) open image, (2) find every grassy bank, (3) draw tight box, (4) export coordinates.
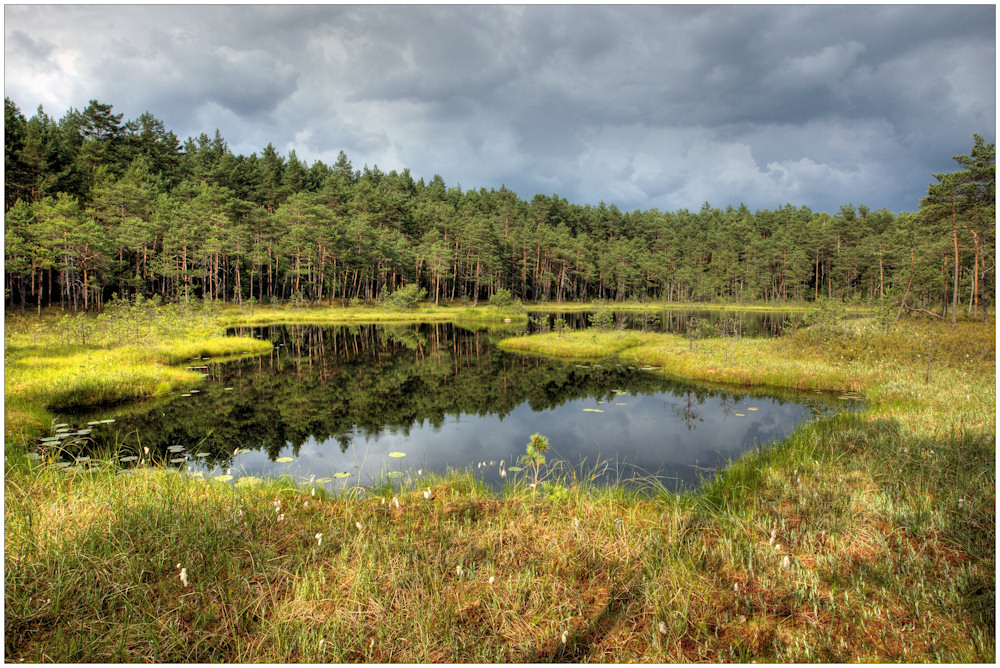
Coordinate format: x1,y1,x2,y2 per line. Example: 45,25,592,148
218,301,528,327
4,307,995,661
3,308,273,444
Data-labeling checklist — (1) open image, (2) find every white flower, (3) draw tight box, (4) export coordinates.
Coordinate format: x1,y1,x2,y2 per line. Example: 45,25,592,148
278,514,285,522
781,555,790,570
488,576,495,585
356,522,363,531
573,517,580,530
311,488,315,497
561,631,568,645
424,488,433,500
179,567,189,587
417,469,423,476
734,582,740,592
958,498,964,508
456,565,463,577
315,532,323,546
657,621,668,635
768,529,776,545
303,502,309,509
393,496,400,509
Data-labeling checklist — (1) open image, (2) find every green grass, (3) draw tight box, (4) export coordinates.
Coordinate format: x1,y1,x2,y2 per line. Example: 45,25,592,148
4,306,995,662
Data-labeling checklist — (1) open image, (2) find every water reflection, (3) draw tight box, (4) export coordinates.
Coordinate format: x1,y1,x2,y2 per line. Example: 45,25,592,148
69,322,837,491
525,309,797,336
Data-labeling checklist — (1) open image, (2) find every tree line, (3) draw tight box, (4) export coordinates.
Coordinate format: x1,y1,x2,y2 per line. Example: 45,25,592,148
4,98,995,320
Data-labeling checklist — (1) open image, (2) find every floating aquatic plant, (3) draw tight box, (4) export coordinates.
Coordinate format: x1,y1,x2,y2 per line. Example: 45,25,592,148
388,452,406,458
275,457,295,463
213,474,233,482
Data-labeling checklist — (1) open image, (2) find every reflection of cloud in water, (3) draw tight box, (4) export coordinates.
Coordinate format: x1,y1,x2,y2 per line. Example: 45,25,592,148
231,390,813,490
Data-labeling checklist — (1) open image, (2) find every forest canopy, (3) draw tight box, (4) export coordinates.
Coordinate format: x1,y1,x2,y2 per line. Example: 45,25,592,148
4,98,995,318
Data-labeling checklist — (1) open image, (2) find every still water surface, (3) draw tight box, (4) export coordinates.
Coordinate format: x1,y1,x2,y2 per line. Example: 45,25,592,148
66,318,838,491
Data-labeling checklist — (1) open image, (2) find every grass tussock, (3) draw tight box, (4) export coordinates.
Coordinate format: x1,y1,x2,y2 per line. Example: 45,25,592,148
4,306,995,662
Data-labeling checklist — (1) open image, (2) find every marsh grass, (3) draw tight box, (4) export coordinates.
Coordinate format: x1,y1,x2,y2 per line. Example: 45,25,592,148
4,308,994,662
4,309,272,442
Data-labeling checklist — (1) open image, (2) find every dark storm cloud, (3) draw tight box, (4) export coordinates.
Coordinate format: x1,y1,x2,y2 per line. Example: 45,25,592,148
4,4,994,213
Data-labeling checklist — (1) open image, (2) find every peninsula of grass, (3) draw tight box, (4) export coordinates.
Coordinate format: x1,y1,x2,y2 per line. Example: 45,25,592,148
4,308,272,444
4,305,995,662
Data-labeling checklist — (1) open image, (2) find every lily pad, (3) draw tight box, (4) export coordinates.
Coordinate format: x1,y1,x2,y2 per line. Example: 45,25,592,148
747,407,758,411
189,389,200,394
53,423,69,429
735,413,745,417
75,456,91,463
275,456,295,463
234,448,252,454
181,393,191,397
223,387,234,391
314,477,334,484
388,452,407,458
99,419,115,424
169,457,187,464
332,472,351,479
119,456,138,463
386,471,404,479
583,408,604,413
507,466,523,472
195,452,211,458
167,445,185,453
213,474,234,482
86,421,102,426
236,476,261,486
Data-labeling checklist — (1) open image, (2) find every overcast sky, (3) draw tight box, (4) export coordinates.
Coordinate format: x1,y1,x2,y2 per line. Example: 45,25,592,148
4,3,996,214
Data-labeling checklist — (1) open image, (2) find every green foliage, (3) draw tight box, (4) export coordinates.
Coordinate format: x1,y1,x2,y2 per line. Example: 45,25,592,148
520,432,550,493
801,298,847,338
488,288,524,313
553,317,568,337
588,308,614,331
383,283,427,310
3,93,994,318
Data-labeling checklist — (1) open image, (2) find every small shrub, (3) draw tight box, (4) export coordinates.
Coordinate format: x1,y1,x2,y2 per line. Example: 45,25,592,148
383,283,427,310
589,309,614,331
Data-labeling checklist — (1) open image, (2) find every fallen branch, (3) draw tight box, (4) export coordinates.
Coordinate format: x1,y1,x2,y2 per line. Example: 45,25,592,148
904,306,943,319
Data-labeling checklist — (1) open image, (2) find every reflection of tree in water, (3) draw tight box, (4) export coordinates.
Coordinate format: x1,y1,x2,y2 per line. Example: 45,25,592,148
79,323,805,468
674,390,705,430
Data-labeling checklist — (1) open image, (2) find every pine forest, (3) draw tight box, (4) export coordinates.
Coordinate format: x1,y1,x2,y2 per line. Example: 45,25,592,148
4,98,995,318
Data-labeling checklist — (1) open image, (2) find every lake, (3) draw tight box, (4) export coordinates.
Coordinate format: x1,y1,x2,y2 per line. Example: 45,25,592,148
60,316,843,492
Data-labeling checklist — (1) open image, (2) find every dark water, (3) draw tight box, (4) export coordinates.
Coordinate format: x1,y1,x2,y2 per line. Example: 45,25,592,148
526,309,798,336
62,321,842,492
